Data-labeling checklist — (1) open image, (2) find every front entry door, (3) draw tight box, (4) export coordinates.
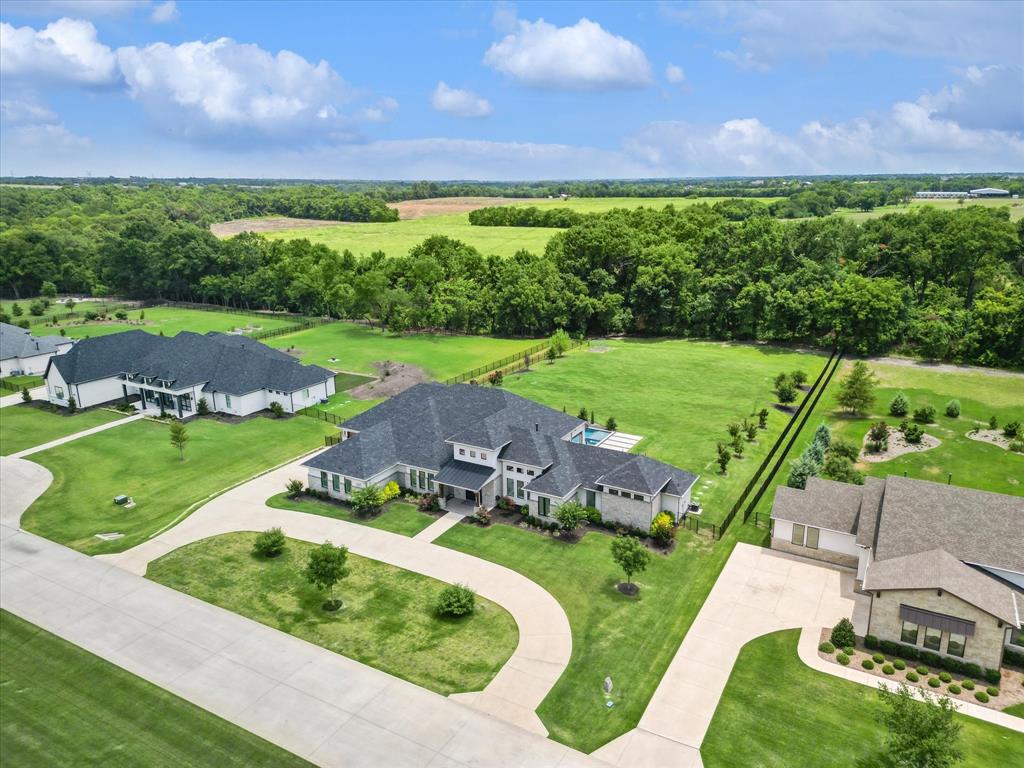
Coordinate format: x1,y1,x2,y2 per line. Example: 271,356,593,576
465,489,475,501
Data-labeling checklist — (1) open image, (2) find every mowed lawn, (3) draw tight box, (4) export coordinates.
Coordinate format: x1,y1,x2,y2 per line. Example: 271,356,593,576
147,533,518,695
0,404,127,456
437,522,768,752
701,629,1024,767
267,321,541,379
748,359,1024,524
22,416,335,555
27,306,298,340
504,339,829,524
266,493,437,537
0,610,312,768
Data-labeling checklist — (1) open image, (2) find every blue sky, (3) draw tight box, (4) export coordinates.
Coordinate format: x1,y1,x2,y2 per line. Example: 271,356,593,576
1,0,1021,179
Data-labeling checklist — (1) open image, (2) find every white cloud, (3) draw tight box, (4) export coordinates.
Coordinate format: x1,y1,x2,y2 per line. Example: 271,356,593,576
688,0,1022,70
0,18,119,85
430,82,492,118
0,97,58,125
484,17,652,90
665,63,685,84
0,1,149,18
0,95,89,166
360,96,399,123
919,65,1023,133
150,1,179,23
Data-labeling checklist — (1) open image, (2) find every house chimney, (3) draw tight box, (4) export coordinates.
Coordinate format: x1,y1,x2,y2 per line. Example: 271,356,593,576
535,422,539,432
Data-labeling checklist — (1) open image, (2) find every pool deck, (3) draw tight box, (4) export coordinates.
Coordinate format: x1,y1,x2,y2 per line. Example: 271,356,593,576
597,431,643,453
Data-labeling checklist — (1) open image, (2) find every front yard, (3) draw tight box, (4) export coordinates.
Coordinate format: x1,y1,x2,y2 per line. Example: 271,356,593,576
146,532,518,695
21,416,335,555
0,610,312,768
0,403,128,456
266,492,437,537
701,629,1024,767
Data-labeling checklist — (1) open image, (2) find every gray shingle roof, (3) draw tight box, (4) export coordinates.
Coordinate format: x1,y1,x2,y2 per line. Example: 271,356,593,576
1,322,71,361
854,476,886,548
434,460,496,491
48,330,165,384
863,548,1021,627
771,476,864,534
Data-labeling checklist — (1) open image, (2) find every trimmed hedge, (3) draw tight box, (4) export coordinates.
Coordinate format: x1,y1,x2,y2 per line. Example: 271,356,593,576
882,664,895,675
872,653,885,664
842,646,854,656
916,666,929,676
864,634,880,650
837,653,850,666
818,642,835,654
893,659,906,671
862,659,875,670
974,691,989,703
961,679,975,690
938,672,952,683
986,686,999,697
984,668,1002,685
1003,646,1024,668
905,671,920,682
928,677,941,688
947,684,961,694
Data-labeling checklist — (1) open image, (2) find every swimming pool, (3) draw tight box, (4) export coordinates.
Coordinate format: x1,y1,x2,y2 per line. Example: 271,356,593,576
584,426,612,446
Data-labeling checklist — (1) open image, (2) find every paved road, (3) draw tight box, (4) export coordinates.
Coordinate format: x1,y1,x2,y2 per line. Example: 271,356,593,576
0,385,47,408
8,412,143,459
100,456,573,736
594,543,867,768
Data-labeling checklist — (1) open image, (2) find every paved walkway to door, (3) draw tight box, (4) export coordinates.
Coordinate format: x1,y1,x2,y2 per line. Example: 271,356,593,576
593,543,866,768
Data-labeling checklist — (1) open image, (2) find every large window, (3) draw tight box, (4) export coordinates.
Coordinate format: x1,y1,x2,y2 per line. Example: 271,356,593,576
54,386,64,399
344,479,352,494
1011,628,1024,648
585,490,596,508
506,478,514,497
791,524,805,546
900,621,919,645
790,524,820,549
805,526,819,549
320,471,328,489
332,474,340,492
428,473,435,491
923,626,942,652
225,394,232,408
516,480,525,499
538,497,550,517
947,632,966,658
418,470,426,489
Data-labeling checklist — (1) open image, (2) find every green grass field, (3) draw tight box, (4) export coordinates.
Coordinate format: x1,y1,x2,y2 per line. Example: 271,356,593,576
437,522,768,752
503,339,828,525
267,321,541,379
0,610,312,768
701,629,1024,767
25,306,299,340
747,359,1024,526
21,415,335,555
146,532,517,695
831,197,1024,223
511,196,785,213
267,493,436,537
0,404,127,456
0,374,44,391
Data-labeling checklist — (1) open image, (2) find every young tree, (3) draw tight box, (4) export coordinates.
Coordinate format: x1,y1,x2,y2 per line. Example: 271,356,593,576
577,406,588,420
776,379,798,406
744,419,757,441
877,683,963,768
727,422,742,439
11,303,22,317
867,421,890,452
196,397,210,416
269,400,285,418
649,512,675,547
716,442,731,474
549,328,571,357
811,423,832,450
546,346,557,364
605,416,617,430
67,394,77,414
21,386,31,403
610,535,651,592
731,433,745,457
786,453,819,490
554,500,586,535
829,617,856,648
757,408,769,429
65,298,76,313
836,361,877,414
790,369,808,388
889,391,910,417
169,421,189,460
286,478,305,498
305,540,350,611
40,281,57,300
945,399,960,418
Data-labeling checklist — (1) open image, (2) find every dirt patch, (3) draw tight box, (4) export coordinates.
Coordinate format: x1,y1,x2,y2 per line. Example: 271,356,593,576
865,356,1024,380
966,428,1022,452
860,426,940,462
210,217,351,238
390,197,530,220
349,361,429,399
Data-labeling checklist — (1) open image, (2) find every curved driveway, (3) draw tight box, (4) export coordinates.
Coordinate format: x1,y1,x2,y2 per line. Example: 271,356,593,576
100,455,573,736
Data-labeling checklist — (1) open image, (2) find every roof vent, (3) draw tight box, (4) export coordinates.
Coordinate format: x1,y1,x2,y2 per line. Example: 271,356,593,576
535,422,539,432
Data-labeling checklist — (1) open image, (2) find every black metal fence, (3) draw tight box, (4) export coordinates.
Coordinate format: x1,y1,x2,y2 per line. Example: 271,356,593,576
682,513,721,540
249,317,333,340
299,405,345,425
325,433,341,446
443,337,586,385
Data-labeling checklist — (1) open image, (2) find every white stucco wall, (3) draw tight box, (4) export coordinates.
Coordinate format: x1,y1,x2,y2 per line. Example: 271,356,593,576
451,442,500,468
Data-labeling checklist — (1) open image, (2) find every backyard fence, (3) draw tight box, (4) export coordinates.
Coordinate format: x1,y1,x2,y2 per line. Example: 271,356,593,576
248,316,333,340
682,513,721,540
443,337,586,385
300,405,345,426
324,433,342,446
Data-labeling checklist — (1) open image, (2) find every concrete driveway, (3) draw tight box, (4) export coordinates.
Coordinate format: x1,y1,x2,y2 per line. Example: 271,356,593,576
0,385,46,408
594,542,867,768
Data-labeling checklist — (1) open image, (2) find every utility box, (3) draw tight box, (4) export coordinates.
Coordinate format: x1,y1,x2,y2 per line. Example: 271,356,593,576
113,495,129,506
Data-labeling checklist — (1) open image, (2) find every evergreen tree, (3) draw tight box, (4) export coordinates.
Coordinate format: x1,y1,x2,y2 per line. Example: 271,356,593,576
836,361,877,414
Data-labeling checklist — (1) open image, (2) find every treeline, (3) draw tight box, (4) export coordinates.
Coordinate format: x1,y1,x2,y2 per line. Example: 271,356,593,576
3,198,1020,367
468,206,587,227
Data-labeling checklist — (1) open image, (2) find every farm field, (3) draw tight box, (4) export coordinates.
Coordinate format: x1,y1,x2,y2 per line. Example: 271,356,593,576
267,321,540,380
0,404,127,456
831,197,1023,222
0,610,313,768
24,306,299,340
21,415,335,555
747,358,1024,526
700,629,1024,767
510,195,784,213
146,532,518,695
503,338,829,525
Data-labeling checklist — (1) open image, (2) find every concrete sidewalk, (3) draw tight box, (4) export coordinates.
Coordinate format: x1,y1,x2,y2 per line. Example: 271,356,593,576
0,385,46,409
9,412,142,458
414,510,466,542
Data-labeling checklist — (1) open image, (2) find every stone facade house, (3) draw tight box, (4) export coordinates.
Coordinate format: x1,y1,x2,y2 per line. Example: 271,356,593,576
770,475,1023,670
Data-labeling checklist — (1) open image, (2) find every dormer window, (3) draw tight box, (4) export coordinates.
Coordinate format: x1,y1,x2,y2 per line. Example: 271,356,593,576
470,450,477,458
481,452,487,460
459,448,465,456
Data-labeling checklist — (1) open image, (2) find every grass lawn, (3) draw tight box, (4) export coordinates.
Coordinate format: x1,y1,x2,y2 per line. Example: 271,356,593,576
748,359,1024,525
267,321,541,380
831,198,1024,223
0,610,312,768
701,629,1024,767
504,339,829,525
332,371,375,391
266,493,437,537
437,521,768,752
21,416,335,555
27,306,298,340
146,532,517,695
1005,703,1024,718
0,404,127,456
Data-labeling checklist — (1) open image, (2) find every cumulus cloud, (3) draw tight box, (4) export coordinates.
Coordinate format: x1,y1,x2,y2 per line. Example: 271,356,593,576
0,18,119,85
430,81,492,118
919,65,1023,133
0,95,89,165
665,63,685,84
150,1,179,23
360,96,399,123
484,17,652,90
687,0,1022,70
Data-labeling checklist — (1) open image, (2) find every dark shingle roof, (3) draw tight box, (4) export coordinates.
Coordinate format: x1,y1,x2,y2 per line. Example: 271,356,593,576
48,330,165,384
854,476,886,548
1,322,71,361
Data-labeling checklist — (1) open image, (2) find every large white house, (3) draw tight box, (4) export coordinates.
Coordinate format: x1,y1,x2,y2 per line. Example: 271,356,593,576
44,330,335,417
303,382,699,529
0,322,73,377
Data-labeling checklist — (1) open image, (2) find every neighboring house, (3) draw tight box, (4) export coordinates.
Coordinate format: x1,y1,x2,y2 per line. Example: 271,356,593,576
303,382,699,528
44,330,335,417
771,476,1024,670
0,322,73,377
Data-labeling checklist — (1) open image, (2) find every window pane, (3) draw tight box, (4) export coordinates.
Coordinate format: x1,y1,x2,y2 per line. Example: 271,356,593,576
947,633,966,657
320,471,327,488
900,621,918,644
791,524,805,546
428,474,435,491
923,627,941,651
1011,628,1024,648
805,527,819,549
516,480,524,498
586,490,596,507
419,471,426,489
344,479,351,494
507,478,514,496
332,474,340,491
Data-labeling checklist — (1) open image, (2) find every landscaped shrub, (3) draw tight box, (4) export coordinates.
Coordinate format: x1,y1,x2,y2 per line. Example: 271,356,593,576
380,481,400,502
927,677,941,688
983,668,1002,685
196,397,210,416
1010,438,1024,453
1003,646,1024,668
947,684,961,694
872,653,885,664
905,671,919,682
879,639,900,656
473,508,492,526
435,584,475,617
649,512,675,546
252,527,286,558
916,666,929,676
417,493,441,512
861,659,875,670
842,646,854,656
989,415,998,429
866,421,889,452
893,659,906,671
974,691,989,703
829,618,856,649
963,661,983,678
901,422,924,443
945,399,961,418
912,405,936,423
268,400,285,418
919,650,942,668
889,392,910,416
818,642,835,654
897,643,920,661
961,679,975,690
864,634,880,650
836,653,850,666
986,686,999,697
882,664,894,675
938,672,952,683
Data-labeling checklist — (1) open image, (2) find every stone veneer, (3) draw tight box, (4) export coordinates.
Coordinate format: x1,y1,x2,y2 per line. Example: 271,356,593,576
600,491,656,530
770,537,858,569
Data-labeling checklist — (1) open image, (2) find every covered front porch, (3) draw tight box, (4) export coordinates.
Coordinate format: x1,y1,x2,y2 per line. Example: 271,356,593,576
127,384,196,418
434,460,498,512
